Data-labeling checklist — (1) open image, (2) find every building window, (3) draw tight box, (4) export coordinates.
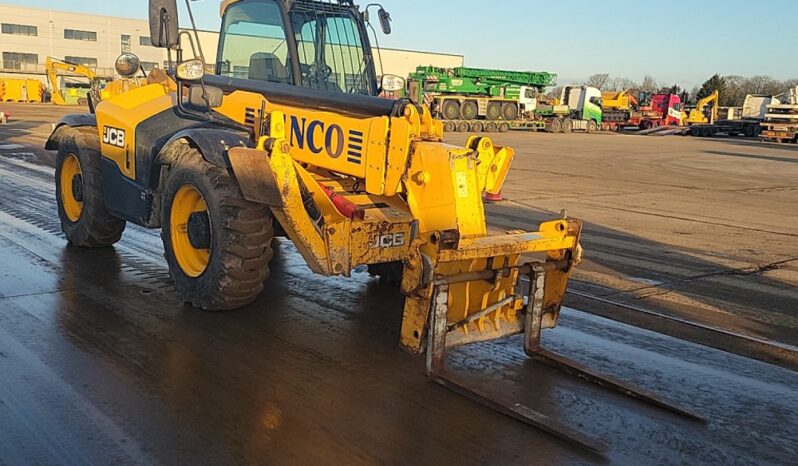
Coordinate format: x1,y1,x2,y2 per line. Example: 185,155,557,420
2,52,38,70
141,62,158,72
64,56,98,69
121,35,131,53
64,29,97,41
1,23,38,36
140,36,153,46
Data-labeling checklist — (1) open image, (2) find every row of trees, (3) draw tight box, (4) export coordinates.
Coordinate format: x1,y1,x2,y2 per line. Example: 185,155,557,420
556,73,798,106
695,74,798,106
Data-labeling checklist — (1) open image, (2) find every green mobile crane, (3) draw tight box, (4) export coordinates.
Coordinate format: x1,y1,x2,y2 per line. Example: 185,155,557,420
407,66,558,132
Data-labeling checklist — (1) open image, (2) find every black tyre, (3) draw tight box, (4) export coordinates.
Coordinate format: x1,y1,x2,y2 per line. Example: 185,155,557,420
443,121,457,133
498,122,510,133
441,100,460,120
548,118,563,133
55,129,126,247
486,101,502,120
161,145,275,310
484,122,499,133
456,121,470,133
562,118,574,133
501,102,519,121
470,121,484,133
460,100,479,120
587,120,598,133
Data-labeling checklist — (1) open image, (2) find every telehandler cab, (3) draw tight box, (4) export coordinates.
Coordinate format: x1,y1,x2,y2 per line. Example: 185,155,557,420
46,0,702,452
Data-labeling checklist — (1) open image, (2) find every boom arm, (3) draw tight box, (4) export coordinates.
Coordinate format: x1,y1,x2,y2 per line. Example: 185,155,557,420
45,57,98,106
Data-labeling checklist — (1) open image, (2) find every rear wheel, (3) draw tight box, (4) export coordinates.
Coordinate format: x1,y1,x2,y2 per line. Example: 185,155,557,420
562,118,574,133
498,122,510,133
456,121,470,133
441,100,460,120
501,102,519,121
460,100,479,120
548,118,563,133
587,120,598,133
484,122,499,133
486,101,502,121
162,146,275,310
55,129,126,247
469,121,484,133
443,121,457,133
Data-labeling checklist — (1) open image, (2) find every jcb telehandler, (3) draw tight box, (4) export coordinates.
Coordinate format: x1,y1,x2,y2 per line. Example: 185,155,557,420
46,0,701,452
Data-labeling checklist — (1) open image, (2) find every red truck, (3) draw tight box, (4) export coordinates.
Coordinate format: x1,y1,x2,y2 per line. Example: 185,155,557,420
602,93,683,130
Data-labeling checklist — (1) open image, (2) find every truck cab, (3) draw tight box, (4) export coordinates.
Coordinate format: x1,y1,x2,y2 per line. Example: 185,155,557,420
651,94,684,126
562,86,603,125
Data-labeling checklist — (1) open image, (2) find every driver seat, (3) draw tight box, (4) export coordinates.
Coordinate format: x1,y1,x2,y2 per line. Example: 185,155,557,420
248,53,291,84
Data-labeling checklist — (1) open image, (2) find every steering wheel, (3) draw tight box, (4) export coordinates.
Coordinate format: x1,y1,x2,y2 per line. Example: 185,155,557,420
309,62,333,80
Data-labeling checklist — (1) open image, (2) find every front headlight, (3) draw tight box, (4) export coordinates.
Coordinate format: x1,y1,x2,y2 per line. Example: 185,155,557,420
176,59,206,82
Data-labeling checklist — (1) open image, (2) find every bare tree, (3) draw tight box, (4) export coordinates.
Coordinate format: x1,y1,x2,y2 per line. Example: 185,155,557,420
639,75,659,93
585,73,611,90
607,77,638,91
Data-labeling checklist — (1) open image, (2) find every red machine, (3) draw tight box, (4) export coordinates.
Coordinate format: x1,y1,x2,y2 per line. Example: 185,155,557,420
631,94,683,129
602,93,684,130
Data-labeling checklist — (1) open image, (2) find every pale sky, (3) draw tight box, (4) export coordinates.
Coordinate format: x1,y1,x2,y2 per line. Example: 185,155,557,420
3,0,796,88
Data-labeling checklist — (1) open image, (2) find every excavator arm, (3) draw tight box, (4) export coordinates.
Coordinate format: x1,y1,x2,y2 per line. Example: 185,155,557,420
45,57,98,106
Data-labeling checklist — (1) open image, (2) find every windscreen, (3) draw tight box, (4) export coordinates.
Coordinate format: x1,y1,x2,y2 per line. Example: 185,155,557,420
217,0,376,95
217,0,292,84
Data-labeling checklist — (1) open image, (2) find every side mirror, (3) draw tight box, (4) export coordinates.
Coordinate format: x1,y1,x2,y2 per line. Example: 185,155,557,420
115,53,142,78
378,8,392,35
188,85,223,109
381,74,405,93
149,0,179,48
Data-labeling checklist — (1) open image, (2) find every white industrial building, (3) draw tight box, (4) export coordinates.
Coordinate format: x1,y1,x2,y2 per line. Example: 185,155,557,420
0,3,464,85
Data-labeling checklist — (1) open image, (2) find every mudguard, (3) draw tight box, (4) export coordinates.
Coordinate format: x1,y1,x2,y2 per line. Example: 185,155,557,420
161,127,253,169
44,114,98,150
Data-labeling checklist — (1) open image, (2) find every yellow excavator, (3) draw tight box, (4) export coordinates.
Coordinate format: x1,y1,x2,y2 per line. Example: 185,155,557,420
45,57,101,106
45,0,701,452
683,90,719,125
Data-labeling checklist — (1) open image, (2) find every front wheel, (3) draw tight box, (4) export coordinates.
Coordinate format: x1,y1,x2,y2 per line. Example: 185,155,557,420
55,129,126,247
587,120,598,133
161,146,275,310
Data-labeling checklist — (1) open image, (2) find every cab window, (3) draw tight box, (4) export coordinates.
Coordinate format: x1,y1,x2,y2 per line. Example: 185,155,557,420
292,12,373,94
217,0,292,84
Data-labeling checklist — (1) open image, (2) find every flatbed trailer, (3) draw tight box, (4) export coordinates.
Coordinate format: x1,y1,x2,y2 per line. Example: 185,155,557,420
689,119,764,138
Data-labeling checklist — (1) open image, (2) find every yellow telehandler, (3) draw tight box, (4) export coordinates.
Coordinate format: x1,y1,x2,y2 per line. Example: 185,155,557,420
45,0,700,452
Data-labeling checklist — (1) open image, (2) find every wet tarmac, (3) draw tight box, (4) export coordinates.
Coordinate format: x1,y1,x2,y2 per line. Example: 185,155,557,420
0,104,797,464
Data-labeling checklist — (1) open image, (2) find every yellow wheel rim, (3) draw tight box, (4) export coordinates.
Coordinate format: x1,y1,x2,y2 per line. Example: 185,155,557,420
60,154,84,222
170,185,211,278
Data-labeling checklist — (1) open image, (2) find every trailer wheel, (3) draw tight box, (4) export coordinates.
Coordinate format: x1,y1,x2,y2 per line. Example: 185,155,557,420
469,121,484,133
501,102,519,121
461,101,479,120
484,122,498,133
486,102,502,120
55,129,126,248
562,118,574,133
456,121,470,133
443,121,457,133
162,147,275,310
548,118,563,133
498,122,510,133
441,100,460,120
587,120,598,133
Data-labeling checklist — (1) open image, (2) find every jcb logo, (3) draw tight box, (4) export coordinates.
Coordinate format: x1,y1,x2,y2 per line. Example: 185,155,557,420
370,233,406,250
102,126,126,148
